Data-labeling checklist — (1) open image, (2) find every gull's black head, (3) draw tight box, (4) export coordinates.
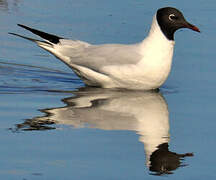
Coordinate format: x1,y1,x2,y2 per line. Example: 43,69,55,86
156,7,200,40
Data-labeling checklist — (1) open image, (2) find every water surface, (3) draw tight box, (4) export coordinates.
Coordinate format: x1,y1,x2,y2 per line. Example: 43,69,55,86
0,0,215,179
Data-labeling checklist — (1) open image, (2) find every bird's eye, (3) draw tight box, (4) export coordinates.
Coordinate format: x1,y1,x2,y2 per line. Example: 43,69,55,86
169,14,178,21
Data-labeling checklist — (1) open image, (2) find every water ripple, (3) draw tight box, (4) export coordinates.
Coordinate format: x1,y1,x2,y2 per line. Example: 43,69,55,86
0,60,84,94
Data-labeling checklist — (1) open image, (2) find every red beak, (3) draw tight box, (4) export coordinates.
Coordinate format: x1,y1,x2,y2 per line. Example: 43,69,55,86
185,23,200,32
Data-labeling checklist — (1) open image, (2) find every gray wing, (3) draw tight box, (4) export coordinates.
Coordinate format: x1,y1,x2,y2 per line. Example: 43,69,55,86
58,40,143,73
11,24,143,74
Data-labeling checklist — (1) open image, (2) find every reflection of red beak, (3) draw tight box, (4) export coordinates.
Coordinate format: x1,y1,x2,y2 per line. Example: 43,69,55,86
185,23,200,32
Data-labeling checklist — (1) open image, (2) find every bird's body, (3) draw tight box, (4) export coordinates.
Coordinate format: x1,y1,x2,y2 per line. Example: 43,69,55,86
40,15,174,90
10,7,199,90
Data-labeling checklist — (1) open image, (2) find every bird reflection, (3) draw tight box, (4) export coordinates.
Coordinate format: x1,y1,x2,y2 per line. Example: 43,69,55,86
149,143,193,175
12,87,193,175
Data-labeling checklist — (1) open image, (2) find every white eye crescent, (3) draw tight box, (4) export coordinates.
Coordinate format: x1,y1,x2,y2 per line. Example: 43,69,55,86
169,14,176,21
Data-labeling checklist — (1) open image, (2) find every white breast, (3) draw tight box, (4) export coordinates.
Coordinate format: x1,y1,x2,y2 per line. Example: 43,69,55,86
101,15,175,90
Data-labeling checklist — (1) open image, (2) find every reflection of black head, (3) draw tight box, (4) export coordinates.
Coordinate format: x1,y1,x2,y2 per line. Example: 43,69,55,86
149,143,193,175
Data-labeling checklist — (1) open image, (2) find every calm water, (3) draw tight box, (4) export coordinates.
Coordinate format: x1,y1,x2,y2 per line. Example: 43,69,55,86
0,0,216,179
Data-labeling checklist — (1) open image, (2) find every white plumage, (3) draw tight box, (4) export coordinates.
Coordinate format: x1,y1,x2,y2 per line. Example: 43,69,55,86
10,7,199,90
40,16,174,90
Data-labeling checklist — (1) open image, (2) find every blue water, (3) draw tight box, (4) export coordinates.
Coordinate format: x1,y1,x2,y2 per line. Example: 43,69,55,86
0,0,215,179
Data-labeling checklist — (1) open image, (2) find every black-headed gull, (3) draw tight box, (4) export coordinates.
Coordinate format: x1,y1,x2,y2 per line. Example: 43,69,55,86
10,7,200,90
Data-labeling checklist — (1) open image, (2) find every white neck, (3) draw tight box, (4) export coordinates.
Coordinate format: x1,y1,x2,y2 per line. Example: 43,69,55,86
141,14,175,50
136,15,175,89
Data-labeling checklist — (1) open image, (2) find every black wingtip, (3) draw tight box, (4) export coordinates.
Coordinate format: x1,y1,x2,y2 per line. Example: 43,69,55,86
9,32,51,45
17,24,63,44
17,24,26,28
8,32,15,35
